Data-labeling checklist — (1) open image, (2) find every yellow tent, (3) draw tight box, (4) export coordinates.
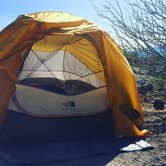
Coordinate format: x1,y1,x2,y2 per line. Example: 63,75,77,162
0,11,148,137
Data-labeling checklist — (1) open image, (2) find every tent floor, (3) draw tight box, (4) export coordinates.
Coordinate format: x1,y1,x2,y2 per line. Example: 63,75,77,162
0,110,113,144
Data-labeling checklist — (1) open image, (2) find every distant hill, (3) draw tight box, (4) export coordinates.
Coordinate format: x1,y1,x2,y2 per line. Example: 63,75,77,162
129,47,166,57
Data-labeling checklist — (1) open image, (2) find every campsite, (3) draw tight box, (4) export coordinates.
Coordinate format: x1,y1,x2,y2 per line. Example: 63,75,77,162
0,0,165,165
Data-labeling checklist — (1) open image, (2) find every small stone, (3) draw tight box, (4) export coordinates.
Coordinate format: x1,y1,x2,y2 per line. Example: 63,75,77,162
153,99,165,110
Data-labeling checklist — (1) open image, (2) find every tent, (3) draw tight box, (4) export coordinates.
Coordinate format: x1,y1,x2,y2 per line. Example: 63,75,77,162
0,11,148,142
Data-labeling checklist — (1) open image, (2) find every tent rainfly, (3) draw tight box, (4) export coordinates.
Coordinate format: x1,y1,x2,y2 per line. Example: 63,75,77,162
0,11,148,137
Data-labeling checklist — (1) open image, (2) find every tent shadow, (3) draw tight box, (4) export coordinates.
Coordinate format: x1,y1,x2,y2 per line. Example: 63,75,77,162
0,137,138,166
0,110,138,166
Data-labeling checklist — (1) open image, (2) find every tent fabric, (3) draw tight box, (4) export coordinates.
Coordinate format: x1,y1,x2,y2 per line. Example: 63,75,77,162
0,11,147,136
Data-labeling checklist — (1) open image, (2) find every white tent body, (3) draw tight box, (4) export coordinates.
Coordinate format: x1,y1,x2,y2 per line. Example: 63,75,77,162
8,85,109,117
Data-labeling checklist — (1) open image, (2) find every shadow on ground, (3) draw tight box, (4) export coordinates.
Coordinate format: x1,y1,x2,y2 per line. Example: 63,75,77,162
0,110,142,166
0,137,138,166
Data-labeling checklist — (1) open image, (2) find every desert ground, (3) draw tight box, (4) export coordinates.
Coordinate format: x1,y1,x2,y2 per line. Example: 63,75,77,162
0,103,165,166
107,103,166,166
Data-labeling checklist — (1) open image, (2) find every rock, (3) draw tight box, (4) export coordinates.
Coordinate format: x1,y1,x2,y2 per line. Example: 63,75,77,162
153,99,165,110
137,80,153,94
146,83,153,92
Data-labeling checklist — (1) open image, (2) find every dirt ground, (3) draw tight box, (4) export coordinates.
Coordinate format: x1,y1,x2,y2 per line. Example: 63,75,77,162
0,103,165,166
107,103,166,166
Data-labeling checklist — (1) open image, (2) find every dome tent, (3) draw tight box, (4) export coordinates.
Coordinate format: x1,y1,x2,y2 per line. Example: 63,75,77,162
0,11,147,140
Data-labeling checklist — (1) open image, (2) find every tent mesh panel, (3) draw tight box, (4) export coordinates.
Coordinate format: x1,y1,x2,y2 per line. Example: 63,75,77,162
17,48,105,95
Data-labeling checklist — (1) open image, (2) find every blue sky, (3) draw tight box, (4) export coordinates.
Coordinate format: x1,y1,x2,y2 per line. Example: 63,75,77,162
0,0,110,31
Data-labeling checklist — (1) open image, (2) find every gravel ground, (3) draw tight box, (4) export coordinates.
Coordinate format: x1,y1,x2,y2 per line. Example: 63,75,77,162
107,103,166,166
